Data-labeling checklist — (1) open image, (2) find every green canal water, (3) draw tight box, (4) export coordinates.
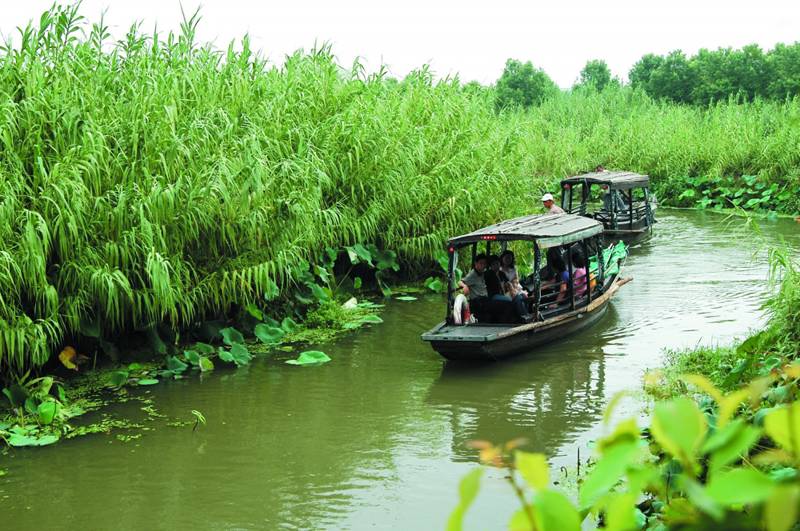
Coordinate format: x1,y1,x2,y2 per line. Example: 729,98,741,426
2,210,798,530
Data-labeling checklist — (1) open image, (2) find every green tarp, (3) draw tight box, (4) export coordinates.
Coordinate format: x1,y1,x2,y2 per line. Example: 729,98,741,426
589,240,627,278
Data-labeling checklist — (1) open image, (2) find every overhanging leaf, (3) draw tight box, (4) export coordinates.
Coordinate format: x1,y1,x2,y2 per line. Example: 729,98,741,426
764,402,800,454
515,451,549,491
446,468,483,531
706,468,776,506
532,490,581,531
650,397,707,467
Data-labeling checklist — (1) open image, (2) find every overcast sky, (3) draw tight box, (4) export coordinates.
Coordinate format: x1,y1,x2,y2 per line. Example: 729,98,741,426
2,0,799,87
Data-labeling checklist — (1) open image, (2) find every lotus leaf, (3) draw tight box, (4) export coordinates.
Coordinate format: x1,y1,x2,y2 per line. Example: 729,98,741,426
254,324,284,344
137,378,159,386
166,356,188,373
37,401,58,425
285,350,331,366
220,327,244,346
198,356,214,372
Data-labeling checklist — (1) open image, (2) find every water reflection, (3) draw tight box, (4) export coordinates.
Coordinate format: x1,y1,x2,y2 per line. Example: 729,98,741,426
426,307,617,461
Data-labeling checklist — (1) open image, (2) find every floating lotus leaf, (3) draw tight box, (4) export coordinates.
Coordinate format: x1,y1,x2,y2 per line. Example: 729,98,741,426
285,351,331,366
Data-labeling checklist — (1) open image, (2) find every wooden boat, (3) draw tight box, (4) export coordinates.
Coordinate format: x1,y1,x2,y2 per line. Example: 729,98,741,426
421,214,630,361
560,170,656,237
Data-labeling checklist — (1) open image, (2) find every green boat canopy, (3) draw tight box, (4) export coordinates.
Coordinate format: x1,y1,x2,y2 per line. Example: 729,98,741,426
560,170,650,190
448,214,603,249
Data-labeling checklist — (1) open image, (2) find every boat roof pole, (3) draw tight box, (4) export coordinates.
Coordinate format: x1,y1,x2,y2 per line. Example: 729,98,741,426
568,243,575,311
533,243,541,320
446,246,456,323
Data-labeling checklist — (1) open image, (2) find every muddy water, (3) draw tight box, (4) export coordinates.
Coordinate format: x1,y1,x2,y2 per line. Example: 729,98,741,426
2,210,798,530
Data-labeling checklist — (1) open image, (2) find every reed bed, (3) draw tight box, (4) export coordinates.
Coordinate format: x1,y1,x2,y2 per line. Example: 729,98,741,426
1,5,798,374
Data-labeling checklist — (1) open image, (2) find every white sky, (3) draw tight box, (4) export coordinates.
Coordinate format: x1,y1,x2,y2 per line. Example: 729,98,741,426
1,0,799,87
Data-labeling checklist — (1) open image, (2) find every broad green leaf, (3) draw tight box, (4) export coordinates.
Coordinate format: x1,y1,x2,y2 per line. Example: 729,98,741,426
681,477,724,521
285,350,331,366
7,432,60,447
508,508,534,531
353,276,362,290
137,378,159,386
184,350,200,366
37,401,58,425
244,303,263,321
764,402,800,454
2,384,28,408
604,493,639,531
446,468,483,531
281,317,299,333
254,324,284,344
682,374,723,403
703,420,761,472
229,343,252,366
359,314,383,324
193,342,215,355
346,243,373,266
706,468,776,506
220,327,244,346
650,397,707,467
128,362,144,371
108,370,129,389
425,277,445,292
166,356,188,373
395,296,417,301
765,485,800,531
532,490,581,531
579,441,639,509
515,451,549,491
308,282,330,302
717,389,750,429
198,356,214,372
218,347,234,363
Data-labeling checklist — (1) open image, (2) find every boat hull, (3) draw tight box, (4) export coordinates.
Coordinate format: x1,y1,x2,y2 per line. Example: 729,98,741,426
428,302,610,361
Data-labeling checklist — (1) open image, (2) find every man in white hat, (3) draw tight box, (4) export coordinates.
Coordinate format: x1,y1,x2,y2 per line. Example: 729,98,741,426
541,193,565,215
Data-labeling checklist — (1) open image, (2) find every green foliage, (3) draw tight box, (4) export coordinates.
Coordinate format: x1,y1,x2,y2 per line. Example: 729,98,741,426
576,59,613,91
630,42,800,104
284,350,331,366
495,59,558,110
454,369,800,530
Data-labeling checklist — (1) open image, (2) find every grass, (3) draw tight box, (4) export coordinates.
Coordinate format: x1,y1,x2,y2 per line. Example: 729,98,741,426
1,4,800,376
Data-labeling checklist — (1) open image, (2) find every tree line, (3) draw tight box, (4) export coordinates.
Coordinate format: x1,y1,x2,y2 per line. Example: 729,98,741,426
495,41,800,110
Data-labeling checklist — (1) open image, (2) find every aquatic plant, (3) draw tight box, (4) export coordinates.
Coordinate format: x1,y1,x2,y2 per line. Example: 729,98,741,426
452,368,800,530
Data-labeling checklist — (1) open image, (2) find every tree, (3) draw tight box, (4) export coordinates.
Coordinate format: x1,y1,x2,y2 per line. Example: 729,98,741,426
577,59,612,91
647,50,696,103
628,53,663,93
766,42,800,99
494,59,558,111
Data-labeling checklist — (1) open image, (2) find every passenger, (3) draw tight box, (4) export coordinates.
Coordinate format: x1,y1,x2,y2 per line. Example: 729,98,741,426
557,246,589,303
458,253,489,316
499,250,528,298
540,247,566,284
541,193,565,215
488,254,532,322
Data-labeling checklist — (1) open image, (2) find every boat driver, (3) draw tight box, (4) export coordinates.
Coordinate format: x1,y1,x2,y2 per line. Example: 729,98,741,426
541,193,565,215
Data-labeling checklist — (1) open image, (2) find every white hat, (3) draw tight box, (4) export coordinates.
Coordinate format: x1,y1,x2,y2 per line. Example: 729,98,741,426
541,193,554,202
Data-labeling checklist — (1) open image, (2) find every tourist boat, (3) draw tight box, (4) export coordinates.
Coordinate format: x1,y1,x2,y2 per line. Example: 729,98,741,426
421,214,630,361
560,170,656,237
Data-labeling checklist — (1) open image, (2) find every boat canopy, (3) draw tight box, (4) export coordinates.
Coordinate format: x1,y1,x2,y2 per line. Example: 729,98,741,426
561,171,650,190
448,214,603,249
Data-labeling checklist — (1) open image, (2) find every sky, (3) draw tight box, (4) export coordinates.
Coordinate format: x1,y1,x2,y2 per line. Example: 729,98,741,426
1,0,799,87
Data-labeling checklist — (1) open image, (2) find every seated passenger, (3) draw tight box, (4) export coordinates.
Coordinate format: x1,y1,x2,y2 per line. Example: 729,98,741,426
602,189,628,213
556,246,589,303
499,250,528,298
458,253,489,316
540,247,566,286
488,255,531,323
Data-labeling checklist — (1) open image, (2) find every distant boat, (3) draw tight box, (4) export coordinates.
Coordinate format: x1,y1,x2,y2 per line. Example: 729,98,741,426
421,214,630,361
560,170,656,237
